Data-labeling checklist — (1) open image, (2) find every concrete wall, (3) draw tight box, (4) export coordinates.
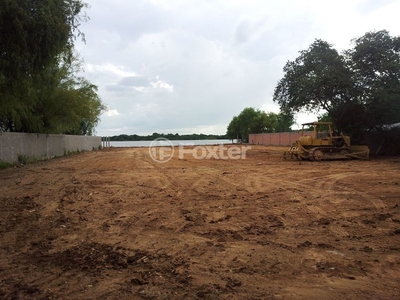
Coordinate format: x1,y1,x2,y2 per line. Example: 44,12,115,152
249,131,314,146
0,132,101,163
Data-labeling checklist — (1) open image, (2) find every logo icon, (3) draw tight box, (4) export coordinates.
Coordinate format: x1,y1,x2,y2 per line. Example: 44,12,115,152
149,138,174,163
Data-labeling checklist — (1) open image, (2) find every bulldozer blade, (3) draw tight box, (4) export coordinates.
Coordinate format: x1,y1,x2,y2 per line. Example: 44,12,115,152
349,146,370,159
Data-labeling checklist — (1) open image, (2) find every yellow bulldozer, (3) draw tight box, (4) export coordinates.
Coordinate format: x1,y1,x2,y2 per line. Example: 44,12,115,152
284,122,370,160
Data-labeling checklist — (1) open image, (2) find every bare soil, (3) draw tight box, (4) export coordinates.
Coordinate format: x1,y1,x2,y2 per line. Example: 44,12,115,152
0,145,399,300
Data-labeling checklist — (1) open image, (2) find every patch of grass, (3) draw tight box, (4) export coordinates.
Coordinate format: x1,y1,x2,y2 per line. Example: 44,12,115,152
62,148,86,157
17,154,38,165
0,160,13,170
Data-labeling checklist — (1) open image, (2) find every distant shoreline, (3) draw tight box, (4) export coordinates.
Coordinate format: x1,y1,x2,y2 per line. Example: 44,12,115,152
109,139,237,148
108,133,228,142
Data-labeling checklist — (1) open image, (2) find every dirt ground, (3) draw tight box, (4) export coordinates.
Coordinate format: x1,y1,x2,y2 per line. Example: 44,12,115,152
0,145,399,300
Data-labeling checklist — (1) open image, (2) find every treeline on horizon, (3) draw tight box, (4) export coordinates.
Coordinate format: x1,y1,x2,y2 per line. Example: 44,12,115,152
109,133,228,141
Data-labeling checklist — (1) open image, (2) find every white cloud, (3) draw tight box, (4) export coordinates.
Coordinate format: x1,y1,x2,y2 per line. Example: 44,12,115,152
85,63,137,78
103,109,119,117
150,80,174,92
76,0,399,136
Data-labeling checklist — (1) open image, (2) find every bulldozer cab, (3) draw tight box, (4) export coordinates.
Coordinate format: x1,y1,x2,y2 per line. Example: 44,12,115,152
300,122,349,147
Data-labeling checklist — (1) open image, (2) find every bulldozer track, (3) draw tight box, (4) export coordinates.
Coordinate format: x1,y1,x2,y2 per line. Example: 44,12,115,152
309,147,351,161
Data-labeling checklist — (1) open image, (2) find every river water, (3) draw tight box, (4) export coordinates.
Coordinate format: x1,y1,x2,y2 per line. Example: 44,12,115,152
109,139,236,148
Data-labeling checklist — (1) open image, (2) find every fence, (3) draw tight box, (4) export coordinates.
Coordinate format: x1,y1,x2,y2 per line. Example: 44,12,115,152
101,136,111,148
0,132,101,163
249,129,400,155
249,131,314,146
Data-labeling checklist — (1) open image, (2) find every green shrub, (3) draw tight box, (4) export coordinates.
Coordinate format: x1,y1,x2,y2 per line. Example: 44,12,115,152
17,154,37,165
0,160,12,170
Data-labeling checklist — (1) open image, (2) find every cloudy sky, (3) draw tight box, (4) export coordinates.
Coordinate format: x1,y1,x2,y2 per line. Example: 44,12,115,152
75,0,400,136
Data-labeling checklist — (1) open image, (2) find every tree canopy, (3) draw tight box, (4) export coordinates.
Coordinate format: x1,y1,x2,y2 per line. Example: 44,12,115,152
273,30,400,136
347,30,400,129
110,133,228,141
0,0,104,134
226,107,294,141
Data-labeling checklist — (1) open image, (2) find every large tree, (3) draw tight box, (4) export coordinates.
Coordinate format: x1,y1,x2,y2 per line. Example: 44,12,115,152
346,30,400,128
0,0,104,134
34,57,104,135
276,112,295,132
226,108,293,141
273,39,355,132
273,30,400,136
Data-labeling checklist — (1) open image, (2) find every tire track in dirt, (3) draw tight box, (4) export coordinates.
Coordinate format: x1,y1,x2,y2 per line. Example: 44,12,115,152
134,149,190,193
296,171,387,209
296,172,358,238
291,171,388,239
241,170,278,193
137,149,241,201
239,171,358,239
113,151,386,243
